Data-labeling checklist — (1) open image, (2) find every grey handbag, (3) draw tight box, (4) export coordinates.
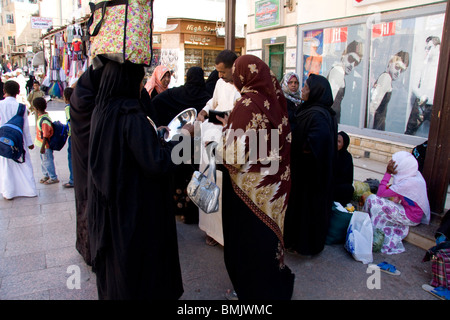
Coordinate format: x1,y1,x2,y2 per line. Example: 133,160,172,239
187,142,220,213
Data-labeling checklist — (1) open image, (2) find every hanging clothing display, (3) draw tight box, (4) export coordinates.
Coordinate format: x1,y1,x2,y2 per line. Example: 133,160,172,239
44,23,89,94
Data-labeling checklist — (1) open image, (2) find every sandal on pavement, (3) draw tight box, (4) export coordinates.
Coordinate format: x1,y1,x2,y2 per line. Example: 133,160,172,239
40,177,50,184
63,182,74,188
206,235,218,246
422,284,450,300
225,289,238,300
44,178,59,185
369,261,401,276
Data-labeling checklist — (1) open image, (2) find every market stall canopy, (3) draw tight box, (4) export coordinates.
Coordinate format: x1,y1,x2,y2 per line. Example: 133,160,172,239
32,51,45,67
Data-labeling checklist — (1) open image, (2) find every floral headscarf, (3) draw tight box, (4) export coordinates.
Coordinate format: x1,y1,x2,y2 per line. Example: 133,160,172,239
281,72,302,105
144,65,170,96
222,55,291,247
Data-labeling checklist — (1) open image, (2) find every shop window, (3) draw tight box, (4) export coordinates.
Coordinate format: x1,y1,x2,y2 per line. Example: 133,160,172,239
185,48,234,79
299,7,444,140
6,14,14,24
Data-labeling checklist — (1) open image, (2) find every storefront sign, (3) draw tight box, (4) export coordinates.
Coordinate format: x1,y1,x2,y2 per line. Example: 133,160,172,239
324,27,348,44
185,24,215,34
255,0,281,29
31,17,53,29
184,34,216,46
372,22,396,38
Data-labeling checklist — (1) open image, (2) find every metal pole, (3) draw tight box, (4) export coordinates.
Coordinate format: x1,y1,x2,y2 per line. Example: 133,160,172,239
225,0,236,51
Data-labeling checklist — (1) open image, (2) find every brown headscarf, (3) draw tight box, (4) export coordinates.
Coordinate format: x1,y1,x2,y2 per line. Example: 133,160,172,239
144,65,170,97
222,55,291,244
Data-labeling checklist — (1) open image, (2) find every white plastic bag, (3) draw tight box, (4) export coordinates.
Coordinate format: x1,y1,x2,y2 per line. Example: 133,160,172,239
344,211,373,264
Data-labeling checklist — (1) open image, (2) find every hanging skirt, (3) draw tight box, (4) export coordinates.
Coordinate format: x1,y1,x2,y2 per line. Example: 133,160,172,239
363,194,419,254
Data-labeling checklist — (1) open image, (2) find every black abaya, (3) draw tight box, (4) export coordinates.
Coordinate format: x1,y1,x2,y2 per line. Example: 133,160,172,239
284,74,337,256
221,166,294,300
333,131,354,206
148,66,211,127
148,67,212,223
70,63,105,265
87,61,183,300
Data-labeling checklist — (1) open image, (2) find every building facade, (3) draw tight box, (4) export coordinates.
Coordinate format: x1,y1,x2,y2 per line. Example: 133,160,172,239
0,0,41,70
246,0,447,162
153,17,246,86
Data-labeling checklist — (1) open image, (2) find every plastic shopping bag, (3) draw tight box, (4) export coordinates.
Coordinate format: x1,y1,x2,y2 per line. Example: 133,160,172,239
345,211,373,264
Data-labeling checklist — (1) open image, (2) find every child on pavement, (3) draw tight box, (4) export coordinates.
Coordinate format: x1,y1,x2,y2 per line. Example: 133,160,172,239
63,87,74,188
34,97,59,185
27,81,45,124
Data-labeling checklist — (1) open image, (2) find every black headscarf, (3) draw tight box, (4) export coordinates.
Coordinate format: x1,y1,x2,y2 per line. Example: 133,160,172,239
334,131,354,206
205,69,219,96
89,61,145,197
284,74,338,256
294,74,336,157
149,66,211,126
300,73,334,110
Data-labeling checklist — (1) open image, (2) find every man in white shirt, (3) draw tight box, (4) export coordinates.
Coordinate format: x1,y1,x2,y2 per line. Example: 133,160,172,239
0,80,37,200
196,50,241,247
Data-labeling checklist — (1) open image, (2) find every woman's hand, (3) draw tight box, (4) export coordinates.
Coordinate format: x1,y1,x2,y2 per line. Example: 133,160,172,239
387,159,398,175
181,123,194,136
216,113,229,127
157,126,170,140
196,110,208,122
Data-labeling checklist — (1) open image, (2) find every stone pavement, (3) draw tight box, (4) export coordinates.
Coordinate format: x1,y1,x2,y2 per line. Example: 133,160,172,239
0,100,440,300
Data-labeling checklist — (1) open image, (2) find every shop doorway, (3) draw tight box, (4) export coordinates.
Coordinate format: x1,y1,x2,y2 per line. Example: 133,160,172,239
269,44,285,81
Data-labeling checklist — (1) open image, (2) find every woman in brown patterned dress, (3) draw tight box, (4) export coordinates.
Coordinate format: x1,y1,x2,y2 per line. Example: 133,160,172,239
217,55,295,300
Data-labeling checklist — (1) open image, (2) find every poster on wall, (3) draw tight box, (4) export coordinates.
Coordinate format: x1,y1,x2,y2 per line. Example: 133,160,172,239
367,19,414,134
255,0,281,30
322,25,365,126
367,14,444,136
302,29,323,84
404,13,444,138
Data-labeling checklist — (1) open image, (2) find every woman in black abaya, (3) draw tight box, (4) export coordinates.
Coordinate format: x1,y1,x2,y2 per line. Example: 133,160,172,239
149,66,212,126
87,60,184,299
149,66,212,223
284,74,337,256
333,131,354,206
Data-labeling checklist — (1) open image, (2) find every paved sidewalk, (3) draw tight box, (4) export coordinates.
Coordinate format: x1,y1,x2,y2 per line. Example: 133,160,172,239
0,100,438,300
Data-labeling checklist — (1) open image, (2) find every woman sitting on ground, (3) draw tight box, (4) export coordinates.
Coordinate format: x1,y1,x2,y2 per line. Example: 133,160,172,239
363,151,430,254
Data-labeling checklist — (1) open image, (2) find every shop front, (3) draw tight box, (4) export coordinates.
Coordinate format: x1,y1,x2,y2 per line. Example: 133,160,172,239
297,3,446,148
153,18,245,86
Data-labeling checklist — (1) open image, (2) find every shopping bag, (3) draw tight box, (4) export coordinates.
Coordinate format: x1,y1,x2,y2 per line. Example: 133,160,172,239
87,0,153,66
345,211,373,264
326,202,353,245
187,142,220,213
423,241,450,288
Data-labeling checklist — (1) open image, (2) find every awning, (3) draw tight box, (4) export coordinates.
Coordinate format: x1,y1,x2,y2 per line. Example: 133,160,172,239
32,51,45,67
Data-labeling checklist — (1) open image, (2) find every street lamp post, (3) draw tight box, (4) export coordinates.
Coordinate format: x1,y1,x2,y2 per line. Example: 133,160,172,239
225,0,236,52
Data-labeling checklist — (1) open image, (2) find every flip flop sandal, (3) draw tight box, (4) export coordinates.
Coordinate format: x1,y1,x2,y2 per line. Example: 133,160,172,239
422,284,450,300
44,179,59,185
205,236,218,246
40,177,50,184
369,261,401,275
